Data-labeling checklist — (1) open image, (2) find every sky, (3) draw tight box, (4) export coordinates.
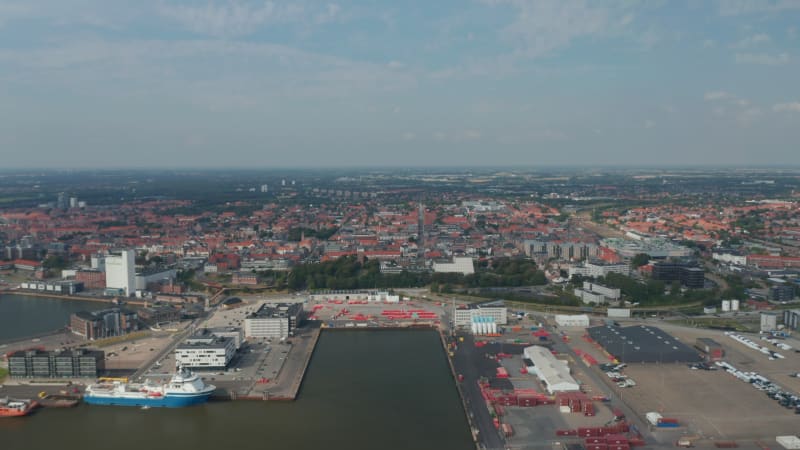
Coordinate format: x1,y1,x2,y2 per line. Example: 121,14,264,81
0,0,799,169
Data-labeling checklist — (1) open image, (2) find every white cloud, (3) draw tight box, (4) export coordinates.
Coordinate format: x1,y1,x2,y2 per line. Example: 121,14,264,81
736,107,763,124
773,102,800,112
718,0,800,15
480,0,621,59
735,52,789,65
156,1,336,37
732,33,771,48
704,91,733,101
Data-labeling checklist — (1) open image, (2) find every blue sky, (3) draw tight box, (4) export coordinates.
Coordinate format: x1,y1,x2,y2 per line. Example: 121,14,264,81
0,0,799,168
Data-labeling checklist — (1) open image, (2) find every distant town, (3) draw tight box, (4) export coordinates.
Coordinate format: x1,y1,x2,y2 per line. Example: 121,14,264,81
1,168,800,448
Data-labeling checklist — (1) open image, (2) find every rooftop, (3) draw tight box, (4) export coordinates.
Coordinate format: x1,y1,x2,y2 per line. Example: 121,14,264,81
587,325,702,363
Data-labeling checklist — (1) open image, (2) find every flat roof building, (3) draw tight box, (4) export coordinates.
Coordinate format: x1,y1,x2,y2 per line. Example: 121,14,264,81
175,331,236,370
244,302,303,339
523,345,580,394
453,302,508,327
7,348,105,379
586,325,702,363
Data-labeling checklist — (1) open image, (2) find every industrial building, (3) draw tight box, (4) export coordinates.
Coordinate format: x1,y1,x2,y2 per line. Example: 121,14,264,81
523,345,580,394
586,325,702,363
761,312,779,332
453,302,508,327
244,302,303,338
7,349,104,378
554,314,590,327
135,267,177,291
104,249,136,296
175,330,237,370
203,327,244,349
70,308,138,340
651,261,705,288
308,290,400,303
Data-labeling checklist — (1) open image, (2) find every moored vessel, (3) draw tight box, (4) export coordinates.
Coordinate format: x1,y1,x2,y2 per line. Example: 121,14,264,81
0,397,38,417
83,366,215,408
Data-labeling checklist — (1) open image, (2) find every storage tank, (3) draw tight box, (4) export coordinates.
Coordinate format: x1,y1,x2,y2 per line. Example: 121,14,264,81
731,299,740,311
721,300,731,312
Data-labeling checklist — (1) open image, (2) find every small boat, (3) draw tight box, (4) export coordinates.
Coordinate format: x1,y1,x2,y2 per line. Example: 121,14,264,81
38,394,80,408
0,397,38,417
141,405,151,410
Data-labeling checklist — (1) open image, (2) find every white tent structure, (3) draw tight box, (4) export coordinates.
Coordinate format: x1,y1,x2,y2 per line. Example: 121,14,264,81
523,346,580,394
554,314,590,327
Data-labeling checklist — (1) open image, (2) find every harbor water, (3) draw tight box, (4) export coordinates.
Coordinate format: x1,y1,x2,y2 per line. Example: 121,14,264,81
0,294,107,342
0,330,474,450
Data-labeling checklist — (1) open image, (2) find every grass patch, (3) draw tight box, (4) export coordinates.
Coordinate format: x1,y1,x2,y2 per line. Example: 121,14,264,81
0,366,8,382
665,317,754,332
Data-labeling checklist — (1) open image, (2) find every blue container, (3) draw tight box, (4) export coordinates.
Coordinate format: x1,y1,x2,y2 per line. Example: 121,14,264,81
656,422,679,428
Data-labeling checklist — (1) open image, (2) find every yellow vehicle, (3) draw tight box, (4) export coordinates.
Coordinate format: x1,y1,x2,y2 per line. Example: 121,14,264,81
97,377,129,383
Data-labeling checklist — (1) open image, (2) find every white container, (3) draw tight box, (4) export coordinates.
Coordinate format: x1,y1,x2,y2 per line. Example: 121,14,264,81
721,300,731,312
776,436,800,450
559,405,571,413
731,299,740,311
646,412,663,426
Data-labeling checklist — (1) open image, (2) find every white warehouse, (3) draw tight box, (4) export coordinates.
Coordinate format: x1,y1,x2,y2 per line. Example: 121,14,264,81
554,314,590,327
523,345,580,394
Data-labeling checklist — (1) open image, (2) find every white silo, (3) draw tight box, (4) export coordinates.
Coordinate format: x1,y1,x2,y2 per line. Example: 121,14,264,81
731,299,740,311
721,300,731,312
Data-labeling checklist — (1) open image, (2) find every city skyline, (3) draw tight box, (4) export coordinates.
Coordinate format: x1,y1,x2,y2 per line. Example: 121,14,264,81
1,0,799,168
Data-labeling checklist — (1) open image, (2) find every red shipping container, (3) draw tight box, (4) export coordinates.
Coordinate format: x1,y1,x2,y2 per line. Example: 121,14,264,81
608,445,630,450
585,437,606,444
658,418,679,424
587,445,608,450
578,427,600,437
605,435,628,445
555,430,575,436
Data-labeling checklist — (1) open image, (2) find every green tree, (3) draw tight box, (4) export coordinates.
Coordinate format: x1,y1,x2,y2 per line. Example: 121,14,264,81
630,253,651,269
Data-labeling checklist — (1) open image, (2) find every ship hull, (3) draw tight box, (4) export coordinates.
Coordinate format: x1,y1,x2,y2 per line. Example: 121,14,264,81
83,392,213,408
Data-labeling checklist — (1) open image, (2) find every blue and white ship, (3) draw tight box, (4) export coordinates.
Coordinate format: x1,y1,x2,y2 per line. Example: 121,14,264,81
83,367,216,408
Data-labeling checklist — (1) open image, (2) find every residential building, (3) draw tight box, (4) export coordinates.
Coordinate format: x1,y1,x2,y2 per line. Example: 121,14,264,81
8,349,105,378
568,261,630,279
70,308,138,340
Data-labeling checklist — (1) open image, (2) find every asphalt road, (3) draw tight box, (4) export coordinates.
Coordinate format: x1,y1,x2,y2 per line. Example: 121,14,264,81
452,332,505,450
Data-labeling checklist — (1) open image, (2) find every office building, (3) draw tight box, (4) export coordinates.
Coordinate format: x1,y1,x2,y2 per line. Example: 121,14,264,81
651,261,705,288
175,330,236,370
245,303,303,338
453,302,508,327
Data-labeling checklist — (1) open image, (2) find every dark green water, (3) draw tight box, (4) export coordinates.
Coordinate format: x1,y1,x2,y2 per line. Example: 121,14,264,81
0,294,108,342
0,330,474,450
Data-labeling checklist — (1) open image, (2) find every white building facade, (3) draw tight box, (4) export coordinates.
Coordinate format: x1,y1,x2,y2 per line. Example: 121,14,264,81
454,305,508,327
104,250,135,296
175,336,236,369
